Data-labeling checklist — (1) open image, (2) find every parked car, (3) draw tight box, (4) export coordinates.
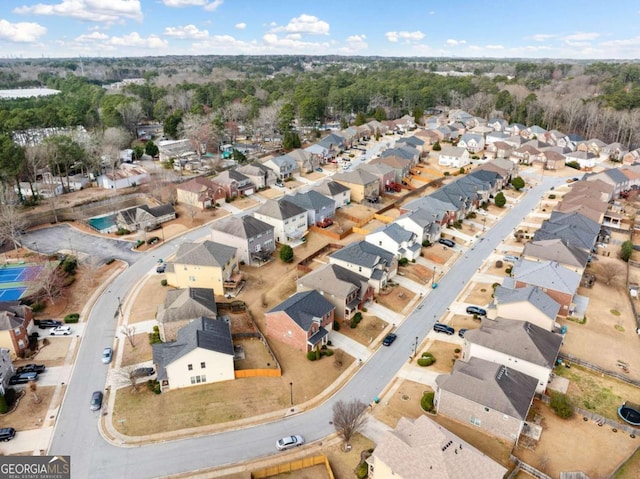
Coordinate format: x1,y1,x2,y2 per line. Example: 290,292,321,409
0,428,16,442
458,329,468,338
466,306,487,316
15,364,45,374
315,167,323,172
276,435,304,451
132,367,155,378
9,372,38,385
274,181,284,187
90,391,103,411
316,218,333,228
37,319,63,329
475,209,488,216
433,323,455,335
50,326,72,336
502,255,520,263
102,347,113,364
156,263,166,273
382,333,397,346
438,238,456,248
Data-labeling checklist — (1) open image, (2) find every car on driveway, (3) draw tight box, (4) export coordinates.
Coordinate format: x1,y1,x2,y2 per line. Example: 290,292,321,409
438,238,456,248
156,263,166,273
276,435,304,451
90,391,103,411
9,372,38,385
466,306,487,316
0,428,16,442
102,347,113,364
502,255,520,263
475,209,488,216
315,167,323,172
382,333,397,346
50,326,72,336
16,364,46,374
458,329,468,338
433,323,455,335
132,367,155,378
37,319,63,329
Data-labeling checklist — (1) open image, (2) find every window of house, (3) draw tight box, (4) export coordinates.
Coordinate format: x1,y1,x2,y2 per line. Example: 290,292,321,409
14,327,20,335
188,364,193,371
17,339,24,349
189,276,195,282
200,362,206,369
470,417,481,426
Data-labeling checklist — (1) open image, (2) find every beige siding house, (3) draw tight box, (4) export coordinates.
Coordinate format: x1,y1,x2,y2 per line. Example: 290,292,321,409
332,169,380,203
487,285,561,331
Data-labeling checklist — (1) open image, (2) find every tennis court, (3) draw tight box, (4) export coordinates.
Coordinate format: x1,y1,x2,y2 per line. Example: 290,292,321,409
0,266,33,283
0,263,44,301
0,286,27,301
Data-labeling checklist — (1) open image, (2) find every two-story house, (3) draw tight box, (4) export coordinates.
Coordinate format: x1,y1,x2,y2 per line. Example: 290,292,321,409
487,285,561,332
165,240,242,296
461,318,563,394
522,239,590,273
369,156,411,184
329,241,398,293
359,163,396,195
458,133,485,154
152,316,234,392
176,177,226,210
366,223,421,261
435,145,470,168
210,215,275,267
236,162,277,189
282,191,336,227
395,207,442,245
156,287,218,342
215,169,255,198
312,180,351,209
263,154,299,180
0,302,34,359
264,290,335,353
254,198,308,246
332,169,380,204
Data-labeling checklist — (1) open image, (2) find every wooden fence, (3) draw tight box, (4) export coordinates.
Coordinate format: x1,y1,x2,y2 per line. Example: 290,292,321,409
557,352,640,388
251,455,334,479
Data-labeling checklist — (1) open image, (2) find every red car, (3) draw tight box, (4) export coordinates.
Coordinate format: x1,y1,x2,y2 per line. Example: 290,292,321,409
316,218,334,228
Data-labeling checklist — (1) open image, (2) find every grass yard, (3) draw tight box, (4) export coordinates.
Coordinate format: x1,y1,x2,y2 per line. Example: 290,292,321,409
336,313,388,346
463,284,495,307
0,386,57,431
376,285,415,312
120,332,153,367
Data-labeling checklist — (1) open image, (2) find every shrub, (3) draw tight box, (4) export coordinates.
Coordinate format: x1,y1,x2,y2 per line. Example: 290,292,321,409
454,348,461,354
550,392,574,419
0,394,7,414
115,228,130,235
355,462,368,479
306,351,317,361
420,391,435,412
64,313,80,323
63,275,75,287
350,312,363,328
333,321,340,331
443,171,450,176
621,240,633,262
505,266,513,274
417,356,435,367
494,192,506,207
324,349,334,357
161,279,168,286
31,302,45,313
548,194,556,199
398,258,409,267
61,256,78,274
422,240,431,247
361,307,367,313
105,258,115,265
149,326,162,345
279,245,294,263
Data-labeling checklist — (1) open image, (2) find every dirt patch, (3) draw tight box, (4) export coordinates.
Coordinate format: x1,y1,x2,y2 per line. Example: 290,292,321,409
120,333,153,367
336,313,388,347
464,284,495,308
398,263,432,285
422,245,456,264
128,275,168,323
228,197,259,211
420,340,458,373
0,386,57,431
376,285,415,313
27,338,73,366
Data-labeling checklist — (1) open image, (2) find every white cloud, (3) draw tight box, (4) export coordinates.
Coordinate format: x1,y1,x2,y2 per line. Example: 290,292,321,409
338,34,368,53
75,31,108,42
0,19,47,43
108,32,168,49
272,14,330,35
385,31,425,43
286,33,301,40
13,0,143,23
446,38,466,46
564,32,600,42
162,0,223,10
485,44,504,50
530,34,556,42
235,22,246,30
164,24,209,39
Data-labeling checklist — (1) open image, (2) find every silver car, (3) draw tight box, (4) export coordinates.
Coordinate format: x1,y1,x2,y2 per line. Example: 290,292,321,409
276,435,304,451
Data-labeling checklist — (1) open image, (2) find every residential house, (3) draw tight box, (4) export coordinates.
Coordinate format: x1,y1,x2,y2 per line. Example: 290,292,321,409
312,180,351,208
542,150,566,170
522,238,590,272
554,196,608,224
317,132,347,155
487,118,508,132
402,195,459,226
236,162,277,189
0,348,12,396
523,125,547,140
381,145,420,166
359,163,396,194
505,123,526,136
510,144,543,165
369,156,411,184
510,259,581,315
413,129,440,145
210,215,275,266
366,415,508,479
366,223,421,261
485,131,510,145
502,135,525,149
584,168,630,198
99,164,149,189
468,125,494,137
435,145,471,168
165,240,242,296
156,288,218,342
430,184,473,219
484,141,515,161
396,135,425,154
176,177,226,210
0,303,33,359
116,204,176,232
448,109,473,124
297,264,373,321
462,318,563,394
152,316,234,392
564,151,597,169
254,198,308,245
329,241,397,293
332,169,380,204
435,357,538,442
532,212,601,252
487,285,561,332
395,207,442,245
467,169,505,193
215,169,254,198
458,133,485,154
157,139,192,162
288,148,321,173
577,138,607,158
604,143,627,162
262,154,299,180
264,290,335,352
283,190,336,226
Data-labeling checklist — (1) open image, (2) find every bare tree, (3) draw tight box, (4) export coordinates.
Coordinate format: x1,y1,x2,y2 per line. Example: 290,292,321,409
598,263,623,286
332,399,368,450
120,325,136,348
117,101,144,137
34,263,65,305
0,204,27,250
117,366,140,392
180,113,215,155
185,203,199,224
29,381,41,403
100,127,132,175
23,144,49,199
82,255,103,287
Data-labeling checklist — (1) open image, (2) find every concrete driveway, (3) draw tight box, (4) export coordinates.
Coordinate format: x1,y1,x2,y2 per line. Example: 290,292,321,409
21,224,141,264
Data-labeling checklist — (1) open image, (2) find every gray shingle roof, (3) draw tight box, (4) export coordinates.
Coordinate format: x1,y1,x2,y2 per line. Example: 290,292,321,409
267,290,334,331
255,198,306,220
157,288,217,324
297,263,369,300
333,168,378,186
210,215,273,239
436,357,538,420
330,240,395,269
511,259,581,294
493,285,561,320
465,318,563,368
371,222,416,244
312,179,350,197
282,190,335,212
523,239,589,269
174,240,236,268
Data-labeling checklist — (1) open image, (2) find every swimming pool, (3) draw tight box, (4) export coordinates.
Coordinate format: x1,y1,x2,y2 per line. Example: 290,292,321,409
88,214,117,233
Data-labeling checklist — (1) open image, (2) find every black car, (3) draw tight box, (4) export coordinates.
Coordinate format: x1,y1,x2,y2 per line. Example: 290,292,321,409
9,372,38,385
433,323,455,335
438,238,456,248
15,364,46,374
458,329,468,338
132,367,155,378
466,306,487,316
0,428,16,442
156,264,166,273
90,391,103,411
37,319,63,329
382,333,397,346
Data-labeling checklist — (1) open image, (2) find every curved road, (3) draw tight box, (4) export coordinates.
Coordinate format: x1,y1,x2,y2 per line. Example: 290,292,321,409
49,175,564,478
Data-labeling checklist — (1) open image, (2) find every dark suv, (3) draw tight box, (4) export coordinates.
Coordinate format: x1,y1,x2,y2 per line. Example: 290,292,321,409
9,372,38,385
433,323,455,335
37,319,63,329
438,238,456,248
0,427,16,442
466,306,487,316
15,364,46,374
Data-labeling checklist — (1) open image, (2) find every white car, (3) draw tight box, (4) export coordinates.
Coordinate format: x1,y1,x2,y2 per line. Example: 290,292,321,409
50,326,72,336
476,209,488,216
276,434,305,451
503,255,520,263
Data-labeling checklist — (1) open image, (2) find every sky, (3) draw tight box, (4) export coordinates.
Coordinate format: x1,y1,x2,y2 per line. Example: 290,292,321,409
1,0,640,60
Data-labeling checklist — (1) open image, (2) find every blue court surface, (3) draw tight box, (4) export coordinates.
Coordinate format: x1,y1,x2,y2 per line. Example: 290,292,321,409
0,266,29,283
0,287,27,301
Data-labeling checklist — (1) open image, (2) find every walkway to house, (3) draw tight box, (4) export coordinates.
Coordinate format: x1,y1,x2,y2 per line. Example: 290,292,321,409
366,302,405,326
330,332,372,363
